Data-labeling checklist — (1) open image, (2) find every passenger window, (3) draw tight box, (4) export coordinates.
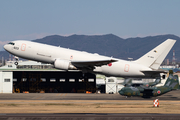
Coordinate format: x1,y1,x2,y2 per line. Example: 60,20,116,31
4,79,10,82
108,79,114,82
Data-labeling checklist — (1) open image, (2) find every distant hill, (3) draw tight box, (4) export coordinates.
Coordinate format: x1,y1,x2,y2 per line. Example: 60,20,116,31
1,34,180,62
33,34,180,61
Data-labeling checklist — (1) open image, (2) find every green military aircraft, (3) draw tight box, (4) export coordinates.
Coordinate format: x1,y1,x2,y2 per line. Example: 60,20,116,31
119,74,179,98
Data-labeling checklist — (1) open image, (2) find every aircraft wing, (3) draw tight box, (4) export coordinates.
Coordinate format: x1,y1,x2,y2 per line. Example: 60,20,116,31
148,82,158,87
141,70,168,74
140,70,167,78
139,85,152,90
71,59,118,70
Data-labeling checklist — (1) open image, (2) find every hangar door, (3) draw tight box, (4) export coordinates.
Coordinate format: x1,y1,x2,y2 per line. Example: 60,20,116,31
0,71,13,93
13,71,96,93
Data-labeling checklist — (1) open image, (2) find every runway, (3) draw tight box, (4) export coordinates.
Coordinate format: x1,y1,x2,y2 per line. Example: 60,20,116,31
0,90,179,100
0,113,180,120
0,91,180,119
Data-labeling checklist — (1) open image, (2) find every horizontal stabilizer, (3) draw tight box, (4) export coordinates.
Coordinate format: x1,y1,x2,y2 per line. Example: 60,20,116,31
141,70,168,74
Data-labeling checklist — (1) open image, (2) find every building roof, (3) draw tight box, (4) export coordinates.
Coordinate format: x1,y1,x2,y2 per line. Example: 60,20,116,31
0,60,80,72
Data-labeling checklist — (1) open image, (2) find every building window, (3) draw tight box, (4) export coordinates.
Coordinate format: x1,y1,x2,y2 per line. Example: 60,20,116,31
108,79,114,82
59,79,65,82
79,79,84,82
88,79,94,82
8,65,12,67
13,78,17,82
50,78,56,82
22,78,27,82
30,78,36,81
69,79,75,82
41,78,46,82
4,79,10,82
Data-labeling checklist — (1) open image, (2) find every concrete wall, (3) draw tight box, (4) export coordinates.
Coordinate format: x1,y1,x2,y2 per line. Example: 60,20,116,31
0,71,13,93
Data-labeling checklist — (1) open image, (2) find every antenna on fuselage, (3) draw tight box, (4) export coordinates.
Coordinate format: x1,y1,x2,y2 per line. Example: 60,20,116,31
128,58,133,61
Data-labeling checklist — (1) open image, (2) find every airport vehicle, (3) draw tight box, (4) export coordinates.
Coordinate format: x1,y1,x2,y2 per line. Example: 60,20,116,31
4,39,175,78
120,78,161,87
119,74,179,98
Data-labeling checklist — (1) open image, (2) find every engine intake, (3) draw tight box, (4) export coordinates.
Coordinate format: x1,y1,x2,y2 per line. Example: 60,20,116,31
54,59,76,70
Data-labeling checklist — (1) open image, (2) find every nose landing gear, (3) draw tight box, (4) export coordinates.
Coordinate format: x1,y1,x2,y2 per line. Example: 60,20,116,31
14,56,19,66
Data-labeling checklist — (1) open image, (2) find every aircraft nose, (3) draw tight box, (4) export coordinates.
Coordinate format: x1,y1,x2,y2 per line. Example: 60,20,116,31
4,44,11,52
4,44,8,51
119,90,124,95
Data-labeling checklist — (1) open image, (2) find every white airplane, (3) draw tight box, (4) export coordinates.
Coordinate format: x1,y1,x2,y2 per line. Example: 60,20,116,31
4,39,176,78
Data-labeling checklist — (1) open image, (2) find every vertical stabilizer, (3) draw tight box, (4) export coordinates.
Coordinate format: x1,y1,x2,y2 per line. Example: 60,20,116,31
164,74,179,90
134,39,176,70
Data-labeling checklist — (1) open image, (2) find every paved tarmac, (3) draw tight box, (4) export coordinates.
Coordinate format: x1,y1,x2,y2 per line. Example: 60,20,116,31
0,113,180,120
0,90,180,100
0,91,180,119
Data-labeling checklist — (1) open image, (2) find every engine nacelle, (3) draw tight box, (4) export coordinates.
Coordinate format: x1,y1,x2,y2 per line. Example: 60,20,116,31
54,59,76,70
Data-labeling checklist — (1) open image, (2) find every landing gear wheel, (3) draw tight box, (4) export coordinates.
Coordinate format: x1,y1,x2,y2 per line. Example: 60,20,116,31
14,62,18,65
14,56,19,66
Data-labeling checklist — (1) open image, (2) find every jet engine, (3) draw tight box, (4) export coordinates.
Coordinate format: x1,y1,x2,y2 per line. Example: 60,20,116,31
54,59,77,70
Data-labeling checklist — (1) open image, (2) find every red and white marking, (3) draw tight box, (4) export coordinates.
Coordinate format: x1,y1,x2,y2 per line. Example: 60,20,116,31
124,64,130,72
108,63,112,66
21,43,26,51
157,90,161,94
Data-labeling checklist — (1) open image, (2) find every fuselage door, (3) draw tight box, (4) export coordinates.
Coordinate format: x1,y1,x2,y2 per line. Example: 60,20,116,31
124,64,130,72
21,43,26,51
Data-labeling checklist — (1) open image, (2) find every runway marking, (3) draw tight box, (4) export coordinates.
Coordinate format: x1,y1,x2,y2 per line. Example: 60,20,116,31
56,93,66,96
35,96,42,99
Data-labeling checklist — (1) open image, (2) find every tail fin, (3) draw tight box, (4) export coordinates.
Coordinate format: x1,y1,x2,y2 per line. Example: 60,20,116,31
164,74,179,90
134,39,176,69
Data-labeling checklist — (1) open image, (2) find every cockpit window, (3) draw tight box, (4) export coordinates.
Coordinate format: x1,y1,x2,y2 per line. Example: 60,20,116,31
8,42,15,45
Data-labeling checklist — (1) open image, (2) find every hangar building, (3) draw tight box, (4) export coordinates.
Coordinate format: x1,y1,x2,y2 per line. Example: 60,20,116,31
0,61,96,93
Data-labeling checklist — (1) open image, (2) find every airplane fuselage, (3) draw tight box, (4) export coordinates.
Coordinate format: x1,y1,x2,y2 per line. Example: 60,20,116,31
119,86,171,97
4,40,152,78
